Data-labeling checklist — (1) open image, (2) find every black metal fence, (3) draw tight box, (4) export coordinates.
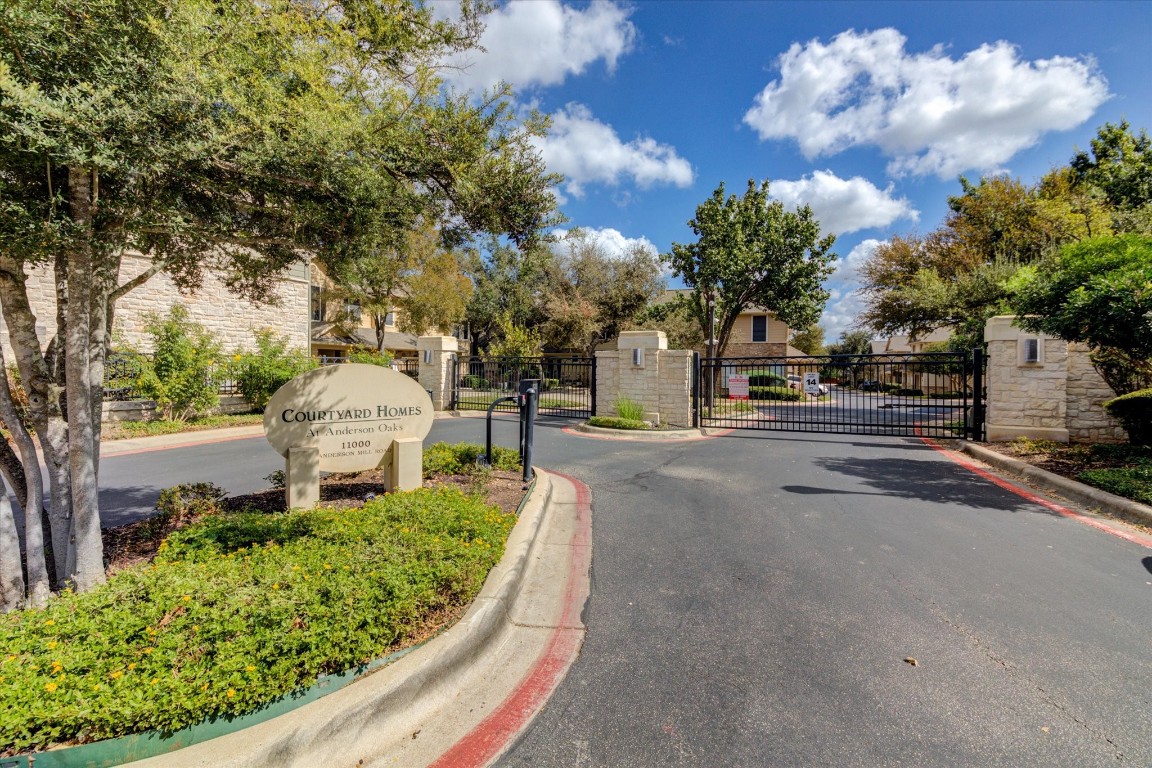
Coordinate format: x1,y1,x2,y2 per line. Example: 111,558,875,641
696,352,978,438
451,355,595,418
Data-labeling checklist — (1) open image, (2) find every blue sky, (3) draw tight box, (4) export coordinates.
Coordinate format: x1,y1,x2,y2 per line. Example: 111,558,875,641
435,0,1152,342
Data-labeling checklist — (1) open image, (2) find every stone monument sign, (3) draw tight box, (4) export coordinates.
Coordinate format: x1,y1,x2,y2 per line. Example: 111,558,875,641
264,364,434,507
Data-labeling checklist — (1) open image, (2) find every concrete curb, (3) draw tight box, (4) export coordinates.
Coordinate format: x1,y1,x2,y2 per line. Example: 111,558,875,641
128,471,570,768
955,440,1152,526
571,423,710,440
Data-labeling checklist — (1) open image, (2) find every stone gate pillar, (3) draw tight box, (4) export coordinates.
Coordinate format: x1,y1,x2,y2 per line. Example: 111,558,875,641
418,336,458,411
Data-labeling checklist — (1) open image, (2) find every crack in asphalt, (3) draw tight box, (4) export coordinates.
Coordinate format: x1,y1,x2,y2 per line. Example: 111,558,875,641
885,567,1131,763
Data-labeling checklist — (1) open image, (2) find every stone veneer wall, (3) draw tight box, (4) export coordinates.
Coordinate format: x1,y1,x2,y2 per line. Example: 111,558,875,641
595,330,694,427
1066,341,1127,443
984,316,1125,443
0,253,310,359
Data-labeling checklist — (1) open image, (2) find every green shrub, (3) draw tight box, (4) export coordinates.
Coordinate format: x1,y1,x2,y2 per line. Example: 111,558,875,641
0,488,516,754
1077,466,1152,505
893,388,924,397
1103,388,1152,446
462,375,491,389
231,330,318,410
134,306,221,421
749,386,803,401
345,347,394,366
1088,443,1152,463
149,483,228,538
746,371,786,387
587,416,649,430
422,441,520,477
615,397,645,421
542,378,559,391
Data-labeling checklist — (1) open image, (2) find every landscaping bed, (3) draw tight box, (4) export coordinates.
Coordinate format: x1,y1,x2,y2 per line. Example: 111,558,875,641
1,443,527,757
978,438,1152,527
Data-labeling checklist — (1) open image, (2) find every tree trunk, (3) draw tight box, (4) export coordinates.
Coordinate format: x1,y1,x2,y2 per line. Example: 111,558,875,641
0,344,49,605
0,494,24,612
64,167,105,591
0,254,70,585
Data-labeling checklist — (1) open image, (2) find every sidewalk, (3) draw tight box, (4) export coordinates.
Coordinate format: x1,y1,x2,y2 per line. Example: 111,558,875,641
125,469,592,768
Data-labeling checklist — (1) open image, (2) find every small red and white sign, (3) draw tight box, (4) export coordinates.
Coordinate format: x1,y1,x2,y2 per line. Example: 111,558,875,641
729,374,749,400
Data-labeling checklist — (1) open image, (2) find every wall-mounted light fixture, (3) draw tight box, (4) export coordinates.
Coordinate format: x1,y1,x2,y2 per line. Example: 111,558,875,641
632,348,644,366
423,349,432,364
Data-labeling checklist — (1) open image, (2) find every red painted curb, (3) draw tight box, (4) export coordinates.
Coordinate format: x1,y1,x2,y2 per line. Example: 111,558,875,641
918,435,1152,550
428,472,593,768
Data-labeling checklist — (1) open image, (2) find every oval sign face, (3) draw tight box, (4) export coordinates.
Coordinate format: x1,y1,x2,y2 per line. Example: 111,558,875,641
264,364,433,472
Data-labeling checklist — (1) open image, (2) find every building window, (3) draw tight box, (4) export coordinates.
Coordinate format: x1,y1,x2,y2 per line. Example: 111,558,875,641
310,286,325,322
344,299,362,321
752,315,767,342
384,311,395,327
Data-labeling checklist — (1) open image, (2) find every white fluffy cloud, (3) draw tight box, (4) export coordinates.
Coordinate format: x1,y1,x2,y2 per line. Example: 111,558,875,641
440,0,636,92
770,171,917,235
533,104,694,199
821,239,883,340
744,28,1110,178
550,227,658,257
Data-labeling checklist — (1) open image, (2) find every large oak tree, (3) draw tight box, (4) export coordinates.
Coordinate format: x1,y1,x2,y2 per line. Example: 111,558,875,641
663,179,837,358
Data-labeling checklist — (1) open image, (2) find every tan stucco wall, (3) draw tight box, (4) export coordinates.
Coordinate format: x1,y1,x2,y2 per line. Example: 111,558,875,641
0,253,310,359
984,316,1124,443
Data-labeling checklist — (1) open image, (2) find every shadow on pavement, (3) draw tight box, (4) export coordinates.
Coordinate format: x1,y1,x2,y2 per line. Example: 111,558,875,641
1143,556,1152,576
783,455,1058,515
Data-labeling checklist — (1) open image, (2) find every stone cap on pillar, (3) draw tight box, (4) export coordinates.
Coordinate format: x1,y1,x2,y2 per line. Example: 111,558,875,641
617,330,668,350
985,315,1044,342
417,336,459,353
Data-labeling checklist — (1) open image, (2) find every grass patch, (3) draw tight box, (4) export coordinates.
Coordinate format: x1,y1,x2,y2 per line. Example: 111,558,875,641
453,392,584,410
702,400,757,417
0,486,516,755
101,413,263,440
586,416,649,430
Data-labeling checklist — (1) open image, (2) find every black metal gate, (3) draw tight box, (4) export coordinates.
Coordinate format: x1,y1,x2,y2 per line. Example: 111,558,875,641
695,351,985,439
451,355,596,419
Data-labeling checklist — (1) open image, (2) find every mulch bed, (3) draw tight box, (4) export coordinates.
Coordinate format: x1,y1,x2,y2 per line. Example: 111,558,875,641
103,469,529,573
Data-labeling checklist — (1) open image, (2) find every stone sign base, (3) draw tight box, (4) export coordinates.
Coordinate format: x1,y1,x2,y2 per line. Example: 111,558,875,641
286,438,424,509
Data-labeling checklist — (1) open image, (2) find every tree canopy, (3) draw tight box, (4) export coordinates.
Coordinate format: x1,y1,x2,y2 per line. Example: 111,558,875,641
664,179,837,358
1014,234,1152,394
0,0,560,605
857,122,1150,350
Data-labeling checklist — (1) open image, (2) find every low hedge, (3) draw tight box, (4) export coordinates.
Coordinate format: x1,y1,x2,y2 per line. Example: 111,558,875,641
749,386,803,401
1103,388,1152,446
587,416,648,430
1078,466,1152,505
0,487,516,755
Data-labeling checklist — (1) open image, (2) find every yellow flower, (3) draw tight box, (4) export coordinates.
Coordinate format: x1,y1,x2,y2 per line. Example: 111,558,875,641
44,619,55,627
110,670,124,680
323,564,332,570
192,625,200,632
151,678,159,685
127,663,137,670
47,641,58,650
146,627,157,636
291,565,300,571
143,648,154,655
44,682,58,692
272,583,280,590
92,684,100,691
245,665,255,672
226,688,236,697
51,661,63,674
201,683,209,691
182,595,191,602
